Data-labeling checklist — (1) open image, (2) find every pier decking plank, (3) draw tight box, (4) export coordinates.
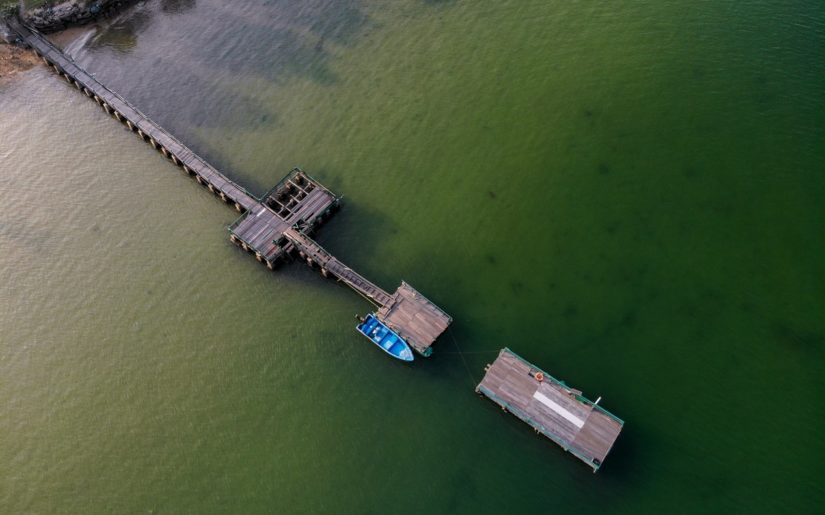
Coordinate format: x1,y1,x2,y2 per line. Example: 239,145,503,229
8,18,258,211
11,18,452,357
283,228,394,306
378,283,452,356
476,349,623,471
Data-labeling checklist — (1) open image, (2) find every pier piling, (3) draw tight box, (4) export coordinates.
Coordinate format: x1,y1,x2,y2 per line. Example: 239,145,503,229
8,17,452,358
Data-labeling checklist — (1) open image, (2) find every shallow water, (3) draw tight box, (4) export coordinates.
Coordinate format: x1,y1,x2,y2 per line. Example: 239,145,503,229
1,0,824,512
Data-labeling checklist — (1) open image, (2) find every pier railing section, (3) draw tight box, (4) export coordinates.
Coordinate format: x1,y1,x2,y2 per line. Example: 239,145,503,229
9,17,453,356
8,17,259,213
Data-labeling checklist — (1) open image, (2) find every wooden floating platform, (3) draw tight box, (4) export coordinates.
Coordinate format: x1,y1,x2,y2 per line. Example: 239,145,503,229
9,19,452,357
12,19,625,470
378,282,452,357
476,348,623,471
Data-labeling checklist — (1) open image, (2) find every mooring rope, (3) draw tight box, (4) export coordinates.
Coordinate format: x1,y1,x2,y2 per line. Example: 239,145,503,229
448,326,479,387
438,349,501,355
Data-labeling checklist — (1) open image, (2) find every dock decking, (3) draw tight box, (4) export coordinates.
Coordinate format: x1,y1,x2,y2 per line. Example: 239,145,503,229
476,348,624,471
9,18,452,357
7,17,258,213
283,227,395,307
378,283,453,356
8,18,629,470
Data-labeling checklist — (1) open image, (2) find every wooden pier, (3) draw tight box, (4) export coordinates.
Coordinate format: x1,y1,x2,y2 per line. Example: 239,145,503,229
7,18,631,470
8,18,452,357
476,348,624,471
6,18,258,213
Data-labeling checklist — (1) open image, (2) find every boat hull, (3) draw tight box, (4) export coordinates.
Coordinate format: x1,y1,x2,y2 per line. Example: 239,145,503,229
356,314,414,361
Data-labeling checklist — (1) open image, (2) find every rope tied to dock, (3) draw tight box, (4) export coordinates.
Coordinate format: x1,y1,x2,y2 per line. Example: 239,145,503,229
447,326,479,387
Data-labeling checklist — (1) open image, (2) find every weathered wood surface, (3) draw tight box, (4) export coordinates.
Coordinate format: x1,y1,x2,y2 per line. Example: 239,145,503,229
476,348,623,471
283,227,394,306
378,282,452,356
12,18,454,356
8,18,258,212
285,188,335,226
230,205,290,262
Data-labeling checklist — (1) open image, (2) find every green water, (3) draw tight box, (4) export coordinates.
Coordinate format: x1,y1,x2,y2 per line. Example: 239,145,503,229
2,0,824,512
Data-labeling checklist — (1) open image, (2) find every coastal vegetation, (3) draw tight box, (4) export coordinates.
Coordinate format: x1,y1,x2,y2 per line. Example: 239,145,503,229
1,1,19,19
0,1,137,32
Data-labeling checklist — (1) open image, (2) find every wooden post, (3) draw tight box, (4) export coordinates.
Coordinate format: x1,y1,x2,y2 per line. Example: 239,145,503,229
235,203,242,212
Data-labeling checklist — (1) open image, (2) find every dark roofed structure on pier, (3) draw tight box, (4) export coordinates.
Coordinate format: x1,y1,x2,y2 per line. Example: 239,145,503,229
9,18,452,357
228,169,339,267
10,17,629,472
476,348,623,471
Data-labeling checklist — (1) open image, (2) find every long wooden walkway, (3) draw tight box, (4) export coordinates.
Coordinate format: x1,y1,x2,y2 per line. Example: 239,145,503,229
10,18,627,472
7,17,258,213
9,18,453,356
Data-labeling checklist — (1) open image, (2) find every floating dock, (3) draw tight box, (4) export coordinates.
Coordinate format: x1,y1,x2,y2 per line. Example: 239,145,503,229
8,18,452,356
10,20,627,470
476,348,624,471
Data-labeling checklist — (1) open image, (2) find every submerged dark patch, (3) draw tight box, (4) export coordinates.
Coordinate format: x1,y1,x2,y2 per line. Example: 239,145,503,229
773,322,824,355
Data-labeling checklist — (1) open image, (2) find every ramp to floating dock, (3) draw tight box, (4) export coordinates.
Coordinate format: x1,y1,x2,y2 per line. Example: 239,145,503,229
283,227,394,306
476,348,623,471
284,230,452,355
10,18,453,357
7,17,259,212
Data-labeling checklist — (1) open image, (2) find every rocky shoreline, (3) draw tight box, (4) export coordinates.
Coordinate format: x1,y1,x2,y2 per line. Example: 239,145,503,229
20,0,139,33
1,1,137,82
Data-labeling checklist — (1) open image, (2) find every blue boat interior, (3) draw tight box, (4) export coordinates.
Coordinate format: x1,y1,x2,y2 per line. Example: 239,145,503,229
357,314,413,361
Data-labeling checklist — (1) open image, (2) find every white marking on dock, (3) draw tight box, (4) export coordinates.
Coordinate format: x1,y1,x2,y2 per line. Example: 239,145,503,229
533,390,584,428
